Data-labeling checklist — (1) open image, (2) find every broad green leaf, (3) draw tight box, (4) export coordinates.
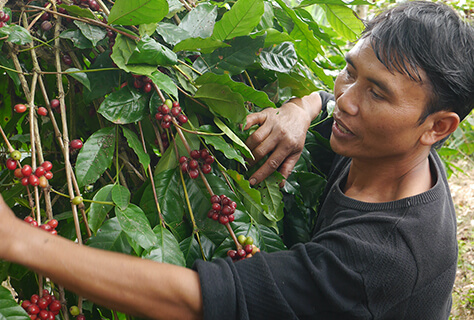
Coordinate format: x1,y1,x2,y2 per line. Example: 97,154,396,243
128,35,177,66
143,225,186,266
108,0,168,25
139,23,158,37
212,0,264,41
0,25,32,45
179,236,203,268
122,127,151,173
255,28,293,48
75,127,116,187
259,42,298,73
195,73,275,109
214,118,253,159
111,34,156,75
156,22,191,46
65,68,91,91
112,184,131,210
87,218,132,254
277,72,319,98
88,184,115,234
59,29,93,49
299,0,371,7
173,37,230,54
116,204,157,250
297,172,326,208
193,35,265,75
74,21,107,46
139,169,184,227
84,51,122,103
148,71,178,99
253,223,286,252
0,286,29,320
0,55,20,90
256,173,284,221
322,4,364,42
199,125,246,166
58,4,97,19
179,3,217,39
194,84,246,123
97,86,149,124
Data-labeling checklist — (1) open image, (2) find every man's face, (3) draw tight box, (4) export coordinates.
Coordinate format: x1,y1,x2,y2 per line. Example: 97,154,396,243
330,38,433,162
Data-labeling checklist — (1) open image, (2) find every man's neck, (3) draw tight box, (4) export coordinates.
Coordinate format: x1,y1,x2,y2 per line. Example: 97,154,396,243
343,150,434,203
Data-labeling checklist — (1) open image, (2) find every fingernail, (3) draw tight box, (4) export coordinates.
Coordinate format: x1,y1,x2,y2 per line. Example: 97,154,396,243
249,178,257,186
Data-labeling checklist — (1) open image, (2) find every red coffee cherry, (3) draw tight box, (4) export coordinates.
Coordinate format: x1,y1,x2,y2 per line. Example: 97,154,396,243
41,161,53,171
50,99,60,109
14,104,27,113
37,107,48,116
70,139,83,150
6,158,17,170
35,166,45,177
29,175,40,186
21,165,32,177
188,169,199,179
44,171,53,180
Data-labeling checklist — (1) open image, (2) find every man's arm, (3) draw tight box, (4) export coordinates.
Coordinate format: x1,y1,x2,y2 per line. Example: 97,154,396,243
0,196,203,320
244,91,322,186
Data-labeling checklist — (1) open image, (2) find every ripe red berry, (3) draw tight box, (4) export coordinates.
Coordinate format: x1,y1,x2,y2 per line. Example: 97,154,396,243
228,214,235,222
40,224,52,232
29,175,40,186
162,114,172,123
200,149,209,159
204,155,215,164
172,101,179,108
244,244,254,254
6,158,17,170
14,104,27,113
41,161,53,171
212,203,221,211
155,112,163,121
37,297,48,310
70,139,83,150
49,300,61,312
190,150,200,159
14,168,24,179
21,165,32,177
44,171,53,180
143,83,152,93
227,250,237,259
133,79,143,89
47,219,58,229
201,163,212,174
221,205,232,215
218,215,229,224
76,315,86,320
21,300,32,310
21,177,29,186
188,169,199,179
37,107,48,116
161,105,170,114
62,55,72,65
179,156,188,164
161,121,170,129
89,0,100,10
237,248,246,258
28,304,40,315
35,166,45,177
50,99,60,109
39,310,49,320
210,195,220,203
180,162,189,172
177,114,188,124
189,159,199,170
171,107,181,117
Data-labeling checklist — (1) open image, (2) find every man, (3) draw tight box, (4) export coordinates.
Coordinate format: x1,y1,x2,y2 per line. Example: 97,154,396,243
0,1,473,319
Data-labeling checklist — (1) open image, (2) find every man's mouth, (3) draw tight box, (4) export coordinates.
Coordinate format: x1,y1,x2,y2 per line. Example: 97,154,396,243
335,119,352,134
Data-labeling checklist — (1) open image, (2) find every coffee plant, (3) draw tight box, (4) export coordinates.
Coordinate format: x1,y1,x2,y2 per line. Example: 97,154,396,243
0,0,365,318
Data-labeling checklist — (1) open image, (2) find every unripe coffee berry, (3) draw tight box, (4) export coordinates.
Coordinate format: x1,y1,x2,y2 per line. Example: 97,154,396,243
72,196,83,205
10,150,21,161
69,306,80,316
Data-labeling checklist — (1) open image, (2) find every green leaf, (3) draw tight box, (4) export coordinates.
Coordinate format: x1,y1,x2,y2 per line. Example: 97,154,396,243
128,35,177,66
195,73,275,109
0,286,29,320
212,0,264,41
83,51,122,103
199,125,246,167
0,25,32,45
277,71,319,98
193,35,265,75
156,22,191,46
88,185,115,234
139,23,158,37
65,68,91,91
59,29,93,49
256,173,284,221
179,3,217,39
87,218,132,254
116,204,157,250
322,4,364,42
122,127,151,173
111,34,157,75
142,225,186,266
259,42,298,73
148,71,178,99
75,127,116,187
194,84,246,124
179,236,203,268
299,0,371,7
108,0,169,25
97,86,149,124
58,4,97,19
214,118,253,159
112,184,131,210
173,37,230,54
74,21,107,46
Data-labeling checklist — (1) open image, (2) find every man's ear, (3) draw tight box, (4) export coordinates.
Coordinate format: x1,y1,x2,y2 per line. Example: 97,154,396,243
420,111,460,146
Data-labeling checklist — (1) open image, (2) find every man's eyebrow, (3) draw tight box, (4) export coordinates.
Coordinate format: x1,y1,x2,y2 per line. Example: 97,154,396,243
344,53,395,98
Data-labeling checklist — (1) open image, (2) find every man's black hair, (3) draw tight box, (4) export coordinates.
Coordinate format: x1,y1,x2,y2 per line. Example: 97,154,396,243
362,1,474,122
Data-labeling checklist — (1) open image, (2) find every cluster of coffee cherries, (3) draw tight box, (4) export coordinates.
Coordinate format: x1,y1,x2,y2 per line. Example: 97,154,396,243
179,149,214,179
0,9,10,28
6,153,54,188
21,289,62,320
131,74,153,93
155,100,188,129
72,0,100,11
227,235,260,262
13,103,48,117
207,194,237,225
24,217,59,236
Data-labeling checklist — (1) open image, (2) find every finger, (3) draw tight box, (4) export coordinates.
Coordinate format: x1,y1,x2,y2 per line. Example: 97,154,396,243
245,121,274,152
277,154,301,187
244,112,267,130
248,146,292,185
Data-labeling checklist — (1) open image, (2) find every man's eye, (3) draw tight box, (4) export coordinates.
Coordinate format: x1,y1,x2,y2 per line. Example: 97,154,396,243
370,90,383,100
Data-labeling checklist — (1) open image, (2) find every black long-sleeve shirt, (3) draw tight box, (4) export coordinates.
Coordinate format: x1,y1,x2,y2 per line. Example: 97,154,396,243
195,92,457,319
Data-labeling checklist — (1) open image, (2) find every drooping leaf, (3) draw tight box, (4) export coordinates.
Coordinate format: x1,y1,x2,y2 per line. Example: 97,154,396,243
259,42,298,73
75,127,116,188
122,127,151,173
112,184,131,210
0,25,32,45
214,118,252,159
199,125,246,167
74,21,107,46
88,184,115,234
0,286,29,320
59,29,93,49
111,34,156,75
65,68,91,91
116,204,157,250
212,0,264,41
58,4,97,19
255,173,284,221
322,4,364,42
97,86,149,124
87,218,133,254
147,71,178,99
195,73,275,109
194,84,246,124
142,225,186,266
108,0,169,25
128,35,177,66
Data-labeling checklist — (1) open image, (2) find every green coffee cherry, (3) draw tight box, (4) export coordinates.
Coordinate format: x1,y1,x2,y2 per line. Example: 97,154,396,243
10,150,21,161
71,196,83,205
